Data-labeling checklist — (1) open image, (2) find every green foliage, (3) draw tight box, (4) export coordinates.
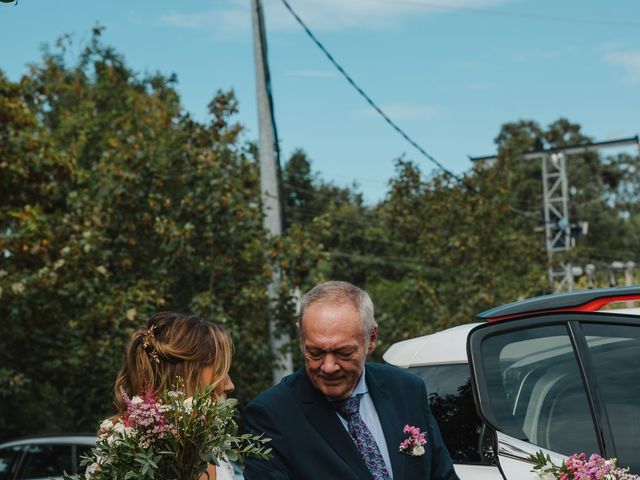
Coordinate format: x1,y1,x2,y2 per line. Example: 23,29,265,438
2,29,639,442
0,31,319,439
74,384,270,480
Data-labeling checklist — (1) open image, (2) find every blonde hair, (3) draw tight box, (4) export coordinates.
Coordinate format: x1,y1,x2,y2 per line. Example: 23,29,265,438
113,312,233,414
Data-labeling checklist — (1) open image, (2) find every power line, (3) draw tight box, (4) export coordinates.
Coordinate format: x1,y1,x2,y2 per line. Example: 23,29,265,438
278,0,457,179
277,0,616,225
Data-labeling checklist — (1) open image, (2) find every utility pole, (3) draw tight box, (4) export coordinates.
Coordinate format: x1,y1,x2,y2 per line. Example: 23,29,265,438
471,136,639,293
251,0,293,383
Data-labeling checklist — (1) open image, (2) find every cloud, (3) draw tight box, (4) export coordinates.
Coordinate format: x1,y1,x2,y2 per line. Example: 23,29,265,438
602,48,640,84
160,7,248,32
158,0,514,33
361,103,437,120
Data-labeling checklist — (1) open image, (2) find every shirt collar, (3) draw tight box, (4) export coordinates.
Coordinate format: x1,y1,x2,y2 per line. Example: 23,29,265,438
351,366,368,397
324,366,368,403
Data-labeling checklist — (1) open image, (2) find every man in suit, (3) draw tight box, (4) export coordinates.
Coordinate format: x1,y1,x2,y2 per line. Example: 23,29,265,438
243,281,459,480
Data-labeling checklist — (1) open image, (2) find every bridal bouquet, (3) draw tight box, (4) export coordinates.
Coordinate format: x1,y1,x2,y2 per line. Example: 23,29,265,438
76,383,271,480
530,451,639,480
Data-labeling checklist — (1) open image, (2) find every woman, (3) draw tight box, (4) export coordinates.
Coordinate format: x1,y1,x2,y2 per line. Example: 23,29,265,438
113,311,236,480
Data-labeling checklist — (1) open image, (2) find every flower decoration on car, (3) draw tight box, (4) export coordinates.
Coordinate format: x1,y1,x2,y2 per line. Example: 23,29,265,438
399,424,427,456
530,451,640,480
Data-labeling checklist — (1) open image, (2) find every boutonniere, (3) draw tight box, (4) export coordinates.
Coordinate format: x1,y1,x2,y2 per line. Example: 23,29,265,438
399,424,427,456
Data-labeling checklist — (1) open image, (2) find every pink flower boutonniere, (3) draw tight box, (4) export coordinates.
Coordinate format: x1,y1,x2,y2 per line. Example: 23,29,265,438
399,424,427,456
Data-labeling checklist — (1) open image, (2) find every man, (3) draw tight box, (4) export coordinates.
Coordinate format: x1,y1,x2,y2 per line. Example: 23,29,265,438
243,281,459,480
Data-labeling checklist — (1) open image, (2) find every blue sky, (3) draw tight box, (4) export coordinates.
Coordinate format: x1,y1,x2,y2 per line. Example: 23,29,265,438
1,0,639,202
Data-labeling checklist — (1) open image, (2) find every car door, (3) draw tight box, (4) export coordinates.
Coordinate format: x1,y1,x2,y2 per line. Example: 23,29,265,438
467,312,640,479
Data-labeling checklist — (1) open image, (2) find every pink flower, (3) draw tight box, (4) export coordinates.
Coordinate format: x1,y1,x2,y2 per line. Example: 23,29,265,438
399,424,427,456
120,387,176,445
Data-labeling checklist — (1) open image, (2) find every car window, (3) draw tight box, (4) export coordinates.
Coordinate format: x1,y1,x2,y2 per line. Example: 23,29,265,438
17,444,72,479
0,446,24,480
478,324,599,456
409,364,492,465
75,445,93,475
582,323,640,472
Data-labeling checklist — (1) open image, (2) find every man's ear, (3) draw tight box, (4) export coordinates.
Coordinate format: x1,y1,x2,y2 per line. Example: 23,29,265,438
367,326,378,355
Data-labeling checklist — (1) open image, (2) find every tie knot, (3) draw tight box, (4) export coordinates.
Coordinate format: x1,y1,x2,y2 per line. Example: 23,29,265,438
335,393,363,419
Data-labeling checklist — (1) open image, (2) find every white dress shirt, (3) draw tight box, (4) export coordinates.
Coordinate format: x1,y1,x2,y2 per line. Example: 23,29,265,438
333,367,394,478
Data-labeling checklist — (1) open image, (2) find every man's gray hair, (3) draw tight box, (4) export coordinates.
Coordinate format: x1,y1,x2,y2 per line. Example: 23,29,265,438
298,281,377,337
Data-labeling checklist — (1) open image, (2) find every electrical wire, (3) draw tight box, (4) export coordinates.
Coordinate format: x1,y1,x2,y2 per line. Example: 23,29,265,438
277,0,552,223
278,0,457,180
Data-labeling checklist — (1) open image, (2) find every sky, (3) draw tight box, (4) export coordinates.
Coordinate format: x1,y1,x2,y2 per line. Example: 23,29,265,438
1,0,639,203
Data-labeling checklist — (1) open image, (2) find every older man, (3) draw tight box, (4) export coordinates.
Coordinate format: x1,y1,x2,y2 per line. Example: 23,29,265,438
243,281,459,480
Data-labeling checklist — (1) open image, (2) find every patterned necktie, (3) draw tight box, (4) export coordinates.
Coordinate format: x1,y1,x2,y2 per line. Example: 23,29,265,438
335,393,391,480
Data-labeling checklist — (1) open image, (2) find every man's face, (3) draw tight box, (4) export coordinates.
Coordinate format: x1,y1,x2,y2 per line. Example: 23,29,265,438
301,301,377,400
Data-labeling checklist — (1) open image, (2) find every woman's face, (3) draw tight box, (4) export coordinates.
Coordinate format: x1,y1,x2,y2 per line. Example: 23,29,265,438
200,365,235,398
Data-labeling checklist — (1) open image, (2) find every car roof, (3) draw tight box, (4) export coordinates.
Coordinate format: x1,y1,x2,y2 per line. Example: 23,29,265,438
383,322,480,367
384,294,640,368
478,285,640,321
0,435,96,449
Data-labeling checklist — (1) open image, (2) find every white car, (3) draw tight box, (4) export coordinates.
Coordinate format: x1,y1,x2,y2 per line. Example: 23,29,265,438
0,434,246,480
0,434,96,479
384,286,640,479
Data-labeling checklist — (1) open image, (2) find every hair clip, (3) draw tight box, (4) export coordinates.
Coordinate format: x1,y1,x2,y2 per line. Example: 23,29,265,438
149,350,160,364
142,324,156,349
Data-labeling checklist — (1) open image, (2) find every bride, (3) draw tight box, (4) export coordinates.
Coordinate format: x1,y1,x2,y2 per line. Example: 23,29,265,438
110,312,237,480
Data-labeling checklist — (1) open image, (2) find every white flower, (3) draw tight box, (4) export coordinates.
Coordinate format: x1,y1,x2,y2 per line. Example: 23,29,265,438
96,265,108,275
98,418,114,438
536,473,556,480
53,259,65,270
99,418,113,431
85,462,98,479
126,308,137,320
183,397,194,414
412,445,425,456
131,395,143,405
168,390,182,398
112,421,127,436
11,282,25,295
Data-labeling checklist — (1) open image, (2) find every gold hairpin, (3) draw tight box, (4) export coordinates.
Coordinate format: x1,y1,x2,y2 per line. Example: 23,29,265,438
150,350,160,364
142,324,156,349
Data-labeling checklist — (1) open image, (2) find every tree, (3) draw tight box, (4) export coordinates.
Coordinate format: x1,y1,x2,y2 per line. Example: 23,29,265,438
0,30,321,439
491,118,640,286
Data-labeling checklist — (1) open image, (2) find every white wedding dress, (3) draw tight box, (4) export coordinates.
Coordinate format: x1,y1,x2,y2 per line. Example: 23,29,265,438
216,459,236,480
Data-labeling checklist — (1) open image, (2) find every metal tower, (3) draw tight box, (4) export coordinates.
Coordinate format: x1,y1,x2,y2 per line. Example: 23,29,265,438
471,135,639,293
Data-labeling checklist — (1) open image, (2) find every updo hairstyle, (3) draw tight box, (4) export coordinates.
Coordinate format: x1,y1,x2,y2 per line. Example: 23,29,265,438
113,312,233,414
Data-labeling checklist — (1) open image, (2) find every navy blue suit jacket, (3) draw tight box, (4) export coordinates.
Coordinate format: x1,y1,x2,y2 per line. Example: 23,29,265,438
243,363,459,480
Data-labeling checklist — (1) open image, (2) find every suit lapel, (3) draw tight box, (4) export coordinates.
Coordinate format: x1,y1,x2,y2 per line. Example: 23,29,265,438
294,369,373,480
366,367,407,480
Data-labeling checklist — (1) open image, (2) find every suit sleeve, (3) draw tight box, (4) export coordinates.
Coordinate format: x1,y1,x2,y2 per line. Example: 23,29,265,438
420,380,461,480
242,399,292,480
